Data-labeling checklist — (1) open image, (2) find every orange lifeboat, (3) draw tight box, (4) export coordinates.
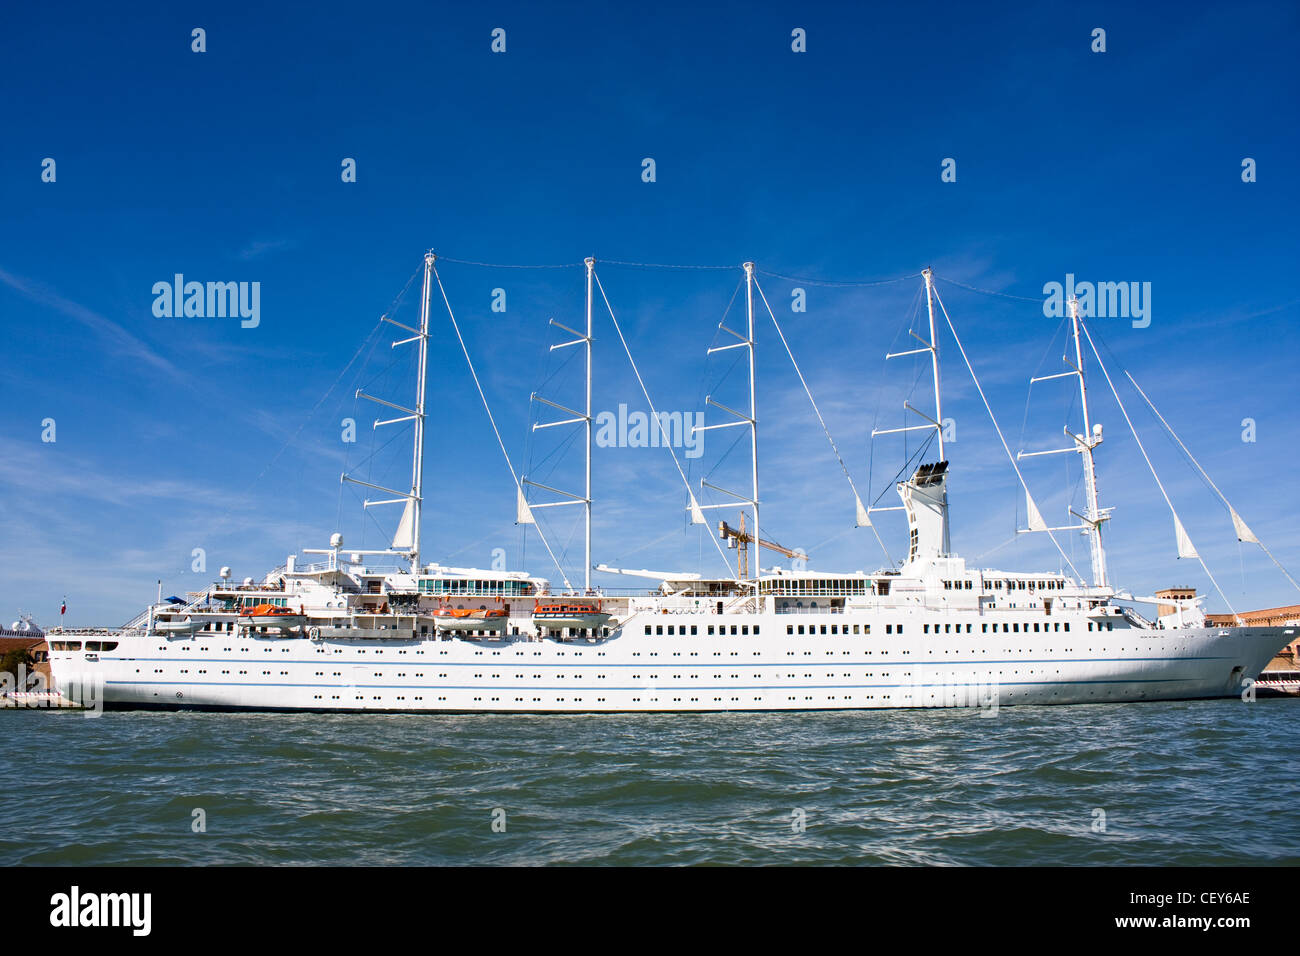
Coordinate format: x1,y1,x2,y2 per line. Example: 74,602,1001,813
532,601,611,630
432,606,508,632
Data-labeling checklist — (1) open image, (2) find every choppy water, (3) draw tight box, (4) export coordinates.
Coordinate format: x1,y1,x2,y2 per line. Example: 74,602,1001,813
2,699,1297,866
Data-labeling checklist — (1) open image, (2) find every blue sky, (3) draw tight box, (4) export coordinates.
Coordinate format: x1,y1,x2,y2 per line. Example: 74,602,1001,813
2,1,1297,624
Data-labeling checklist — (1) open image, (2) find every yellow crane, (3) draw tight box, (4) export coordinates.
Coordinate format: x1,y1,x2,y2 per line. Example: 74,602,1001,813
718,512,806,579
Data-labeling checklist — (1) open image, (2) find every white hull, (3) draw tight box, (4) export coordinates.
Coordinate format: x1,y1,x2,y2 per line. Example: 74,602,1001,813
49,620,1288,712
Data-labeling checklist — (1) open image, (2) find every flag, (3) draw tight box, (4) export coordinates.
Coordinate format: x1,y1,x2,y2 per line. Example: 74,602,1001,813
60,600,66,616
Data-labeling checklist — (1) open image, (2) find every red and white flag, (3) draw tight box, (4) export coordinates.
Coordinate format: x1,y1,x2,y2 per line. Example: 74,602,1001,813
60,600,66,616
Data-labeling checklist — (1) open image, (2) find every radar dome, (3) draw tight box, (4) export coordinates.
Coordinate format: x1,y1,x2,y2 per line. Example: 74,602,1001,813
330,533,344,549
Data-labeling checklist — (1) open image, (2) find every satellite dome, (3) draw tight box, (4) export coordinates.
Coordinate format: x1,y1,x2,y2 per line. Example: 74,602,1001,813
330,533,344,549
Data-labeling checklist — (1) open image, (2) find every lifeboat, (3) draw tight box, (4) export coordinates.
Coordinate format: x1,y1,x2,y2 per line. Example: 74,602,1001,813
156,616,206,635
532,601,611,630
238,604,307,632
432,606,508,632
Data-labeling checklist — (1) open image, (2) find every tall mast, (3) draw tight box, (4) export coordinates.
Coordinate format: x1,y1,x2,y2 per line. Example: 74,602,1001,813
923,267,944,461
1018,294,1110,587
584,256,594,592
1069,295,1107,587
696,261,762,582
869,267,947,539
745,261,759,579
525,257,595,593
342,251,433,572
410,251,433,570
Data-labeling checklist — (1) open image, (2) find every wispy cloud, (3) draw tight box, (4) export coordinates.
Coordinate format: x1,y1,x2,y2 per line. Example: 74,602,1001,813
0,265,184,382
236,238,297,261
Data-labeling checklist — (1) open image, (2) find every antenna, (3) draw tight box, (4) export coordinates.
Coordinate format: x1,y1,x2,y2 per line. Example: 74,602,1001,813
525,257,595,593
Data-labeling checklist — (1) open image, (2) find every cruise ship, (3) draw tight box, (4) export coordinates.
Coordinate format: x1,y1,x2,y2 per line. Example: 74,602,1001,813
47,254,1295,712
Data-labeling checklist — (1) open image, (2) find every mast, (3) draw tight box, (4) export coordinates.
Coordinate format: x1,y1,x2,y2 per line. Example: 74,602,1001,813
923,267,944,461
1018,294,1110,588
745,261,760,579
341,251,434,573
869,267,948,546
1069,295,1108,588
584,256,593,592
411,251,433,571
696,261,762,582
525,257,595,593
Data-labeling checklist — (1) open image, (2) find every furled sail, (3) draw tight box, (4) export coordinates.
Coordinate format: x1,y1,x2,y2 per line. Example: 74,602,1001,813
391,498,416,551
1229,506,1259,544
1026,491,1048,532
516,487,535,525
855,494,871,528
688,492,705,526
1174,514,1199,559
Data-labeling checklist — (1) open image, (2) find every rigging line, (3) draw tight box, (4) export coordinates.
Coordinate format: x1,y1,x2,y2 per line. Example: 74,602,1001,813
933,275,1044,303
691,278,746,487
753,275,893,563
212,315,388,539
1076,318,1241,621
868,282,925,546
755,268,919,288
607,524,696,566
592,269,737,579
703,427,748,484
387,263,425,316
436,256,578,269
1124,369,1300,596
870,431,934,509
928,284,1086,584
431,264,572,590
597,259,738,271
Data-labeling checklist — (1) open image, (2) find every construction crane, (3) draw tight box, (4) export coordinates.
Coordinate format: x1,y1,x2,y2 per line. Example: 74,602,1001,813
718,512,806,580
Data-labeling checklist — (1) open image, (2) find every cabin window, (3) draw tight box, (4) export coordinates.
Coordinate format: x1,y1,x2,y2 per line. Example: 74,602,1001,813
798,625,805,635
656,625,663,635
788,625,794,635
885,625,892,634
708,626,715,635
730,625,738,636
741,625,749,635
645,625,652,635
690,625,698,636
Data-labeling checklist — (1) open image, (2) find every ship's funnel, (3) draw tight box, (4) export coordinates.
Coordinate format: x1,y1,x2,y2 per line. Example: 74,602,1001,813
898,460,950,564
